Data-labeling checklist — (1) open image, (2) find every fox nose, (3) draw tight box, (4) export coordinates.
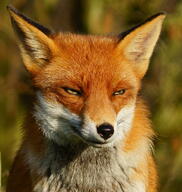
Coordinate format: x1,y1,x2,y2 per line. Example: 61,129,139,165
97,123,114,140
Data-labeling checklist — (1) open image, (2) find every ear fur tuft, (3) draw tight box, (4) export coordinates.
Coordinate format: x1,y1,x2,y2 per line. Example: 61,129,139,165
7,5,57,74
116,13,166,78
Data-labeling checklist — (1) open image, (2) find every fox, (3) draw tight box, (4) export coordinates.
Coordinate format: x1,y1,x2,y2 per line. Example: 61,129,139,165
6,5,165,192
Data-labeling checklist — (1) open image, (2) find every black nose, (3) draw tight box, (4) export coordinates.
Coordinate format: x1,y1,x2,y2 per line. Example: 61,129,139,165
97,123,114,140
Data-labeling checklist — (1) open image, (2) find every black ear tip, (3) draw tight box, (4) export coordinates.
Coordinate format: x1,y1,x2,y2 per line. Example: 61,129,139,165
148,11,167,22
7,4,12,10
7,4,53,36
156,11,167,16
118,11,166,40
7,5,25,20
7,5,17,13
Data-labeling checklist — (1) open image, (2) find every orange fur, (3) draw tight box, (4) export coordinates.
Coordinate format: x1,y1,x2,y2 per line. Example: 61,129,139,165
7,6,165,192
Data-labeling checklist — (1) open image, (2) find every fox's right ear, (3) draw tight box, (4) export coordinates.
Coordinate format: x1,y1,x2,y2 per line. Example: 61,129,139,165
115,13,165,79
7,5,58,75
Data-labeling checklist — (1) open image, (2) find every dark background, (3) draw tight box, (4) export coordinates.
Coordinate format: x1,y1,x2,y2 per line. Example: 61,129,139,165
0,0,182,191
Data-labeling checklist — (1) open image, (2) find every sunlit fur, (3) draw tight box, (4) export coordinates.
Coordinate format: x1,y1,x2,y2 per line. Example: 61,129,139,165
7,6,165,192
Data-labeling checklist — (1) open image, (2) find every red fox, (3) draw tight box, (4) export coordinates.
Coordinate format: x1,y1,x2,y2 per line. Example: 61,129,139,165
7,5,165,192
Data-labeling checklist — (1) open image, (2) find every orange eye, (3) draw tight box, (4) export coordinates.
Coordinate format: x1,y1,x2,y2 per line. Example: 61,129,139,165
113,89,126,96
62,87,82,96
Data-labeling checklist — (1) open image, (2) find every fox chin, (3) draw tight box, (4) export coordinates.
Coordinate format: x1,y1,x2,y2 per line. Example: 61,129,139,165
7,5,165,192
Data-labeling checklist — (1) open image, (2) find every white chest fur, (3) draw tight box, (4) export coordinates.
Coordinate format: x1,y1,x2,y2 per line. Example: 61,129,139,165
26,142,146,192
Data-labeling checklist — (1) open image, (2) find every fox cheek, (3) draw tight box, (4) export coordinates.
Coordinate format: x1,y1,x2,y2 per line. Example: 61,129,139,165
116,104,136,138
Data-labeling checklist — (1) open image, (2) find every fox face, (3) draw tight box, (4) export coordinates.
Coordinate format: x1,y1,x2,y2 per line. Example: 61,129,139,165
8,6,165,147
33,35,139,146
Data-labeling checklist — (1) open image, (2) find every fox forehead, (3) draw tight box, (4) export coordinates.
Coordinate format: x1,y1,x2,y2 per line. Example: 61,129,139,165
34,33,138,89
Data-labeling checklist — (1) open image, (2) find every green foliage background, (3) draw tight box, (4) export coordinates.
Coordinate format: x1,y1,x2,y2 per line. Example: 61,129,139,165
0,0,182,191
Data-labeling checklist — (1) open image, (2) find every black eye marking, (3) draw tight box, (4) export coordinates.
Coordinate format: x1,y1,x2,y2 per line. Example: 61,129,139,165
62,87,82,96
113,89,126,96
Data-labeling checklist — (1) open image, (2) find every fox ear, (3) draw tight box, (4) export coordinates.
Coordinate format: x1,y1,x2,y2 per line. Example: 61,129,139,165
116,13,166,78
7,5,58,74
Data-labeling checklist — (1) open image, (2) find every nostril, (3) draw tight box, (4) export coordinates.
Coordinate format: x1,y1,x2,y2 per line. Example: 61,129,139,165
97,123,114,140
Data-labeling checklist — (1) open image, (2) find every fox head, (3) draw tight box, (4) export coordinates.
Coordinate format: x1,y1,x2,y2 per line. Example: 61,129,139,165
8,6,165,147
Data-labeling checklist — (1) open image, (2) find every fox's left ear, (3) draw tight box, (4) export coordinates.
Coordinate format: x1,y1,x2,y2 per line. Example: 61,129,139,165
116,13,166,78
7,5,58,75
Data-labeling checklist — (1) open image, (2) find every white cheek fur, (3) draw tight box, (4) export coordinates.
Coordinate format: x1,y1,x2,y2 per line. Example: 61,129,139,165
34,92,82,145
115,104,135,142
132,181,146,192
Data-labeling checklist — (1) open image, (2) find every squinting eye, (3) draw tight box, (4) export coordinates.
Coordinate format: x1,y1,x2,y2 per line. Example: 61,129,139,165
62,87,82,96
113,89,126,96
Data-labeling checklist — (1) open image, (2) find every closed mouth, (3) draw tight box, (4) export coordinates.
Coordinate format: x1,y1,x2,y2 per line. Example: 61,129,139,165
71,125,110,147
85,140,114,148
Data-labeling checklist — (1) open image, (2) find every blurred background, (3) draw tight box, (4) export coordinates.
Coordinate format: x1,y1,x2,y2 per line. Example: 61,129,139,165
0,0,182,191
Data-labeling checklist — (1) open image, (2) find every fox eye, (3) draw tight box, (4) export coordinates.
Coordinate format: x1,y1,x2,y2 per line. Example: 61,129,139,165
62,87,82,96
113,89,126,96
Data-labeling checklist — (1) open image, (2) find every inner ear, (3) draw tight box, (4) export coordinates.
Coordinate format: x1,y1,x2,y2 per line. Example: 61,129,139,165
115,13,165,78
13,19,51,62
7,5,58,74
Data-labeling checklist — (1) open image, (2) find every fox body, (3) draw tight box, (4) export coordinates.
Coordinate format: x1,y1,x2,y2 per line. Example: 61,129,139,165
7,6,165,192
